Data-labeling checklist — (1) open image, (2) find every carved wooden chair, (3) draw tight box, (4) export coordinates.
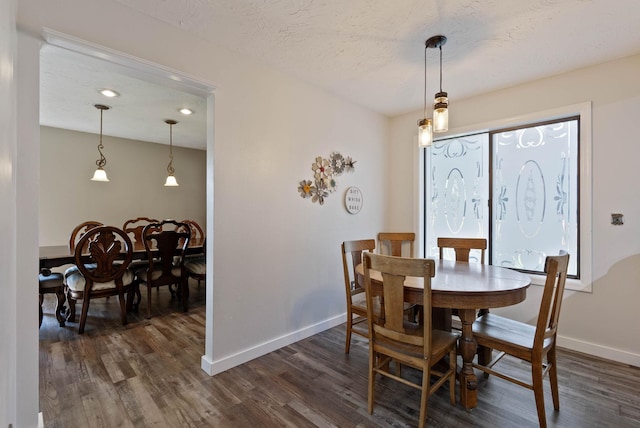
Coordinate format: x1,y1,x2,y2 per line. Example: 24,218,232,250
472,253,570,428
377,232,415,257
180,219,204,243
172,220,206,289
122,217,159,247
39,221,104,328
363,253,457,428
123,217,160,275
136,219,190,318
184,238,206,289
38,269,66,328
69,220,104,253
64,226,135,334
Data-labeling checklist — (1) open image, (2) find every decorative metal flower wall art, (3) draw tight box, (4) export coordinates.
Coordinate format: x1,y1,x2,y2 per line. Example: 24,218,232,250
298,151,356,205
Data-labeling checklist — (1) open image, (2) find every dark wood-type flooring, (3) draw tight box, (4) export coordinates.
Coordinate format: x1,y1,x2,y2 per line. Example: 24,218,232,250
39,284,640,427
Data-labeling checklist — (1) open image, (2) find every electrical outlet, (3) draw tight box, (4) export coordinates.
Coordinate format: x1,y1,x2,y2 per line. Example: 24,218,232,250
611,213,624,225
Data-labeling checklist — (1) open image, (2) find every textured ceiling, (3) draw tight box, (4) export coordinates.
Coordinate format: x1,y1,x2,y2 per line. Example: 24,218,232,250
40,44,208,149
41,0,640,147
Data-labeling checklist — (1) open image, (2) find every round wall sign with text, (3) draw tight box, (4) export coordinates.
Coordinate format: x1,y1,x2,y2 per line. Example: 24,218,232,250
344,186,363,214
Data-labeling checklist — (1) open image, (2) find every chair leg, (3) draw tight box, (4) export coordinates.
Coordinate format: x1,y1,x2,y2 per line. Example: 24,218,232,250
78,295,91,334
39,294,44,328
345,313,353,354
54,288,66,327
368,349,376,414
126,287,135,312
67,295,77,322
117,292,128,326
134,283,141,311
147,285,152,319
449,347,457,405
548,346,560,410
419,365,430,428
181,277,189,312
532,360,548,428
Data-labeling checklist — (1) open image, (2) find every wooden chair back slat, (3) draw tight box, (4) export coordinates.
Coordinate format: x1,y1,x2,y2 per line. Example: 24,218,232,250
377,232,415,257
437,237,487,263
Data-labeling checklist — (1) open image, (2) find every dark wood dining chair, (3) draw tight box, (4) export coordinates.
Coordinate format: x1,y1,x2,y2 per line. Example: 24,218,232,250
38,269,66,328
122,217,159,247
39,220,104,328
472,253,570,428
180,219,204,243
136,219,190,318
184,238,206,289
377,232,415,257
64,226,135,334
363,253,457,428
69,220,104,253
123,217,160,275
341,239,379,353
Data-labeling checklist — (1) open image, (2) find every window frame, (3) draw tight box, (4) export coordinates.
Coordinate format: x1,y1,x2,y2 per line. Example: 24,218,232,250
416,102,592,292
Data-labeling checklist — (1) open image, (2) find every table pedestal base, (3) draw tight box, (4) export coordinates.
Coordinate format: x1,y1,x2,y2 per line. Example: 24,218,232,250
458,308,478,409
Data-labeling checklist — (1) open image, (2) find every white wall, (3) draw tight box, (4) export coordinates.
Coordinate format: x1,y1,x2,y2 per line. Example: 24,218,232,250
0,0,19,426
389,54,640,366
39,126,206,245
18,0,387,388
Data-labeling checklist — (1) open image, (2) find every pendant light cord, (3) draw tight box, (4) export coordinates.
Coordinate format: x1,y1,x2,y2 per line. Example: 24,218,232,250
423,45,427,118
439,46,443,92
96,108,107,168
167,123,175,175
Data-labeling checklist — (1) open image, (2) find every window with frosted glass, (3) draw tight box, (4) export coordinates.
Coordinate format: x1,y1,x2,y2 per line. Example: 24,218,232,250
423,116,580,278
424,133,489,262
491,118,579,276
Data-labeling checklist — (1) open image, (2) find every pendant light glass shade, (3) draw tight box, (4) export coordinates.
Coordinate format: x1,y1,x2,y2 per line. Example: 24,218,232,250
418,118,433,147
91,104,110,182
91,167,109,182
164,175,179,186
433,91,449,133
164,119,179,187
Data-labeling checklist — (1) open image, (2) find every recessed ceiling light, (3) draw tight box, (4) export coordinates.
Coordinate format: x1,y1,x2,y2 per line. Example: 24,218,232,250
179,108,193,115
100,89,119,98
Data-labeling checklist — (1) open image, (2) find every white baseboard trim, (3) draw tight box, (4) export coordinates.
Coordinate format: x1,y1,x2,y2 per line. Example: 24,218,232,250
38,411,44,428
558,335,640,367
198,319,640,375
201,313,346,376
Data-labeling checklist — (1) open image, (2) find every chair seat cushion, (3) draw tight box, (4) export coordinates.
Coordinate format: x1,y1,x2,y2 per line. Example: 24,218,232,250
138,266,182,282
39,272,64,290
66,267,134,292
185,259,206,275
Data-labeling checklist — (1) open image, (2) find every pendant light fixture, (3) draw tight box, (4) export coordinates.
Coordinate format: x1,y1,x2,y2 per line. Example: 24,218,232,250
417,35,448,147
164,119,179,186
417,38,433,148
91,104,110,182
432,35,449,133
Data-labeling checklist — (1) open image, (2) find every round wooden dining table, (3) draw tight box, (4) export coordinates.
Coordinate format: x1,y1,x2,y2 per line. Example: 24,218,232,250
356,259,531,410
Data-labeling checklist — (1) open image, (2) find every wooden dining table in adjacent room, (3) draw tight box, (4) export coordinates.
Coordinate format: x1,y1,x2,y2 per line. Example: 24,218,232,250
356,259,531,410
39,237,206,270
